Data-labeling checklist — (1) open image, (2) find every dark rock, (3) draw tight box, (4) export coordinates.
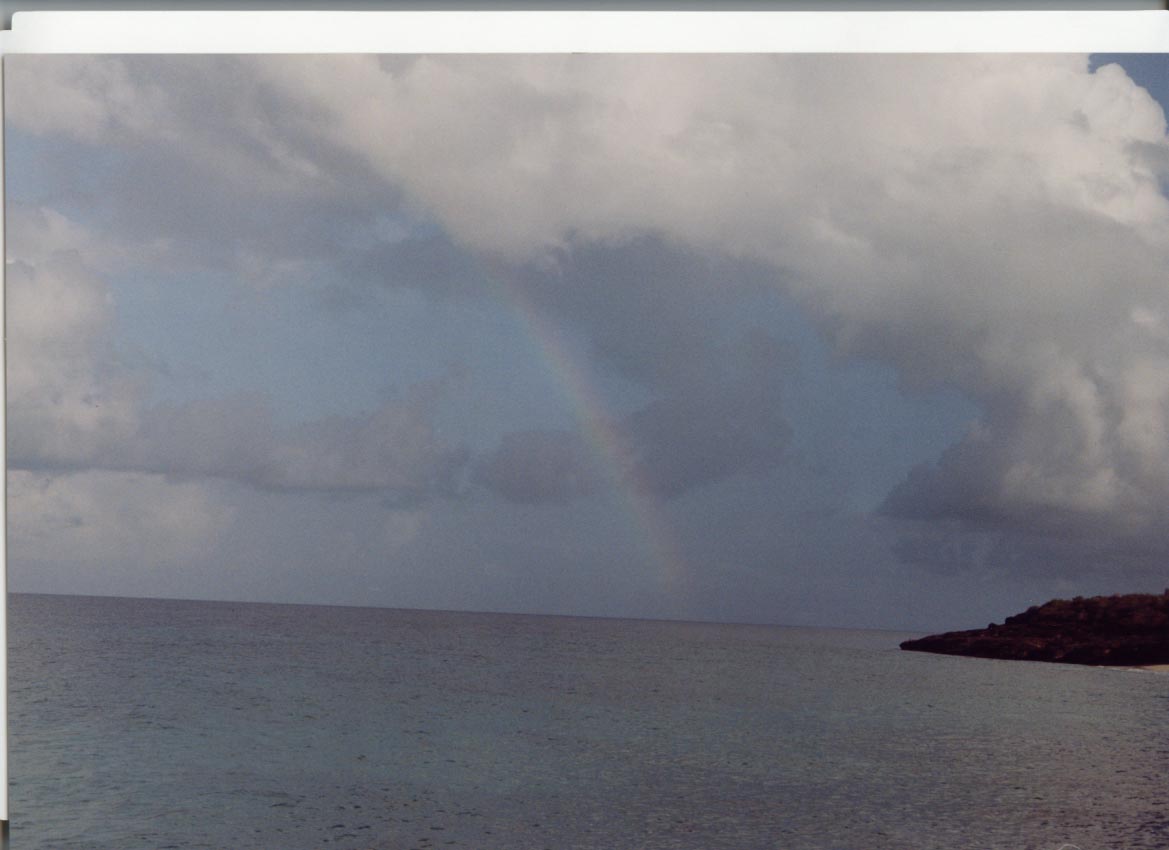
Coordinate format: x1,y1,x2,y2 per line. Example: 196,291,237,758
900,591,1169,665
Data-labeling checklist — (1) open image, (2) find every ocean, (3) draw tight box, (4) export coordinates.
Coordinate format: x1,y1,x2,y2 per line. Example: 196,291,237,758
8,593,1169,850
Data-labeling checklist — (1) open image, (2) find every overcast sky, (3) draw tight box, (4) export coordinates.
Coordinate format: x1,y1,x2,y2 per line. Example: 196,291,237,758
6,53,1169,631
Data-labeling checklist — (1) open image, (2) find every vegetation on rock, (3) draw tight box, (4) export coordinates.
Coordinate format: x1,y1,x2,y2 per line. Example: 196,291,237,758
900,591,1169,665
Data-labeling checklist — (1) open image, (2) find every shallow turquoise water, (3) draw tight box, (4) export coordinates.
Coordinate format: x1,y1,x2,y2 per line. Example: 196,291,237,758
10,593,1169,849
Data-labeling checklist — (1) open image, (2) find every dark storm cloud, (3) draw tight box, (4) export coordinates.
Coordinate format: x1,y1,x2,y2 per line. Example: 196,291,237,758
505,238,769,391
456,235,799,504
488,238,799,499
130,394,278,484
476,327,793,503
621,329,792,498
473,429,598,504
336,231,490,302
621,386,788,498
890,520,1169,581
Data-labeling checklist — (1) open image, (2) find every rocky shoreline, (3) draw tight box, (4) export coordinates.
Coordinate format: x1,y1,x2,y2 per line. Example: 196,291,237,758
901,591,1169,666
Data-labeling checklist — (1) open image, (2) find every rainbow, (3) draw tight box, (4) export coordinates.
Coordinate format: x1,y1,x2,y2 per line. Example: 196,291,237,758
492,272,690,595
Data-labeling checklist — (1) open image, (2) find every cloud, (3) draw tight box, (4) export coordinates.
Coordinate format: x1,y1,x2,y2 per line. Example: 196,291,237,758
9,209,792,517
7,55,400,288
889,517,1169,583
473,239,796,503
92,387,469,502
4,55,172,143
477,327,792,502
473,429,598,504
6,205,470,505
499,238,755,389
6,207,144,469
11,54,1169,573
335,230,490,303
8,469,233,566
265,390,469,501
620,328,792,497
256,54,1169,549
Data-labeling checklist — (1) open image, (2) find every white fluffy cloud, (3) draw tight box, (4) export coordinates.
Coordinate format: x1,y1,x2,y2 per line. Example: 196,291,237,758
5,205,143,467
4,55,173,143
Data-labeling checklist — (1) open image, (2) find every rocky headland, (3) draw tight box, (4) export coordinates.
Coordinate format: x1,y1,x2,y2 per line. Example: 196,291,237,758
900,591,1169,666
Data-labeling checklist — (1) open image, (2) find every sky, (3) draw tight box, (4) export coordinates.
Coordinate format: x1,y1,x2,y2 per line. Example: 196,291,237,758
6,53,1169,631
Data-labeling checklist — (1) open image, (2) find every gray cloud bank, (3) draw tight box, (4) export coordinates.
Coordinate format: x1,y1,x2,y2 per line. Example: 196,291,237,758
7,206,786,507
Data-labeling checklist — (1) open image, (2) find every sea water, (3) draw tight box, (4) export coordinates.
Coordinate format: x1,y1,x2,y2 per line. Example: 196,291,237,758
9,593,1169,850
